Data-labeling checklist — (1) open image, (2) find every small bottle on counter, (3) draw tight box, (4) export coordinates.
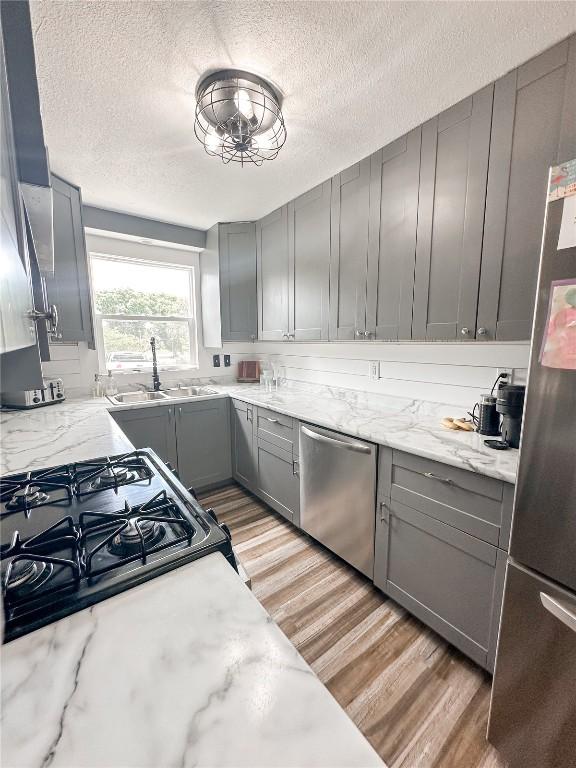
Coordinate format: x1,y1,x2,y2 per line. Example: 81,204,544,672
91,373,102,398
104,370,118,397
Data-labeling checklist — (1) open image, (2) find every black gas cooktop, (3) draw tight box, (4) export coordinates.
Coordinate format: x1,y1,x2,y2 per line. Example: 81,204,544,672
0,449,236,642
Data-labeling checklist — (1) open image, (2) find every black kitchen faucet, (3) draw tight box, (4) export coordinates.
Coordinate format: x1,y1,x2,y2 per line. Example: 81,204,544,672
150,337,162,391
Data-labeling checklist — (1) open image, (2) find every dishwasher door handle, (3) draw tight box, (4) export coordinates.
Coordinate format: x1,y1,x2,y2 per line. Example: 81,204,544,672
301,425,372,454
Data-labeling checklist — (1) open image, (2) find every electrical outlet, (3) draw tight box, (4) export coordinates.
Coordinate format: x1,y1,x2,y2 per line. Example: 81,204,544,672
212,354,221,367
369,360,380,381
497,367,513,383
224,354,231,367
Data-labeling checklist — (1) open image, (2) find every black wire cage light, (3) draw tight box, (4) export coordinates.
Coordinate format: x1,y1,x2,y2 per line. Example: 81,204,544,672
194,69,287,166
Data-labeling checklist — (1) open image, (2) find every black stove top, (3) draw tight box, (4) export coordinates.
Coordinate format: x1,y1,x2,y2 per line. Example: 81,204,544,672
1,450,236,642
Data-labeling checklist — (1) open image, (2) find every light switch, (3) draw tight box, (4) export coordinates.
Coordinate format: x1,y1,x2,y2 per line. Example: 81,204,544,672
369,361,379,380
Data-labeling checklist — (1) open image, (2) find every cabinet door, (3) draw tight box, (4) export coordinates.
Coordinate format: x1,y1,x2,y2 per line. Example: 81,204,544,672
374,497,505,670
478,36,576,341
257,205,289,340
255,437,300,524
366,129,421,340
0,45,35,355
175,398,231,491
329,158,371,340
111,405,178,469
44,175,95,346
412,86,493,341
230,400,256,489
220,222,257,342
288,180,331,340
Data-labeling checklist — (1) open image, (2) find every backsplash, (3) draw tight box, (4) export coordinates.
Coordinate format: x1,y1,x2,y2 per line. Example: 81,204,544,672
224,341,530,409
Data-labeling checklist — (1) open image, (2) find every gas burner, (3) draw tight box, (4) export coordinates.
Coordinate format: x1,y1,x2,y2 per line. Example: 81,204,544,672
88,465,140,491
4,558,54,595
108,518,166,556
6,486,49,511
75,453,153,497
0,468,73,516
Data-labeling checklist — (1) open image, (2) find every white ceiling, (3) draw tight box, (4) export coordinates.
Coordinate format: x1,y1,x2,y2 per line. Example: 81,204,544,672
30,1,576,231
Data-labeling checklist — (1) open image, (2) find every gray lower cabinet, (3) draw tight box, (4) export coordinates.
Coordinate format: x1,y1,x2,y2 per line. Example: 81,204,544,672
111,404,178,470
230,399,257,489
412,86,493,341
255,437,300,525
219,222,257,342
175,399,231,490
374,446,512,670
477,35,576,341
111,399,231,491
230,399,300,524
257,205,290,340
365,128,421,341
288,180,331,341
44,174,95,347
329,158,371,340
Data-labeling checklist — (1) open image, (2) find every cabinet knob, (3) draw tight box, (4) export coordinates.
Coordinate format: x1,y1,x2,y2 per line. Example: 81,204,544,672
355,329,363,338
477,327,487,337
364,331,373,339
461,327,470,337
282,332,289,340
250,334,256,342
288,333,295,340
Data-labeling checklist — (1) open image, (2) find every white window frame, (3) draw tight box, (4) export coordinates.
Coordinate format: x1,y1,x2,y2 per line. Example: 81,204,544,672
89,252,198,374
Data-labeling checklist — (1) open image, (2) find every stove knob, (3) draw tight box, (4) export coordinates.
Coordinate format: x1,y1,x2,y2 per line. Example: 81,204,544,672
187,485,198,500
32,396,40,403
205,507,219,523
220,523,232,540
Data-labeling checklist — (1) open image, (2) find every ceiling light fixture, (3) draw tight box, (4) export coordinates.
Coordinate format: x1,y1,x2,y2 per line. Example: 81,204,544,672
194,69,286,166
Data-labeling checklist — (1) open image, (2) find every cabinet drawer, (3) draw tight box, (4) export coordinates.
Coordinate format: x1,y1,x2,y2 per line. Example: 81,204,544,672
382,499,505,668
389,449,509,546
256,406,295,452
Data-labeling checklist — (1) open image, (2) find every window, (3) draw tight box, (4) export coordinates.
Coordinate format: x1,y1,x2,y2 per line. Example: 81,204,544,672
90,255,197,372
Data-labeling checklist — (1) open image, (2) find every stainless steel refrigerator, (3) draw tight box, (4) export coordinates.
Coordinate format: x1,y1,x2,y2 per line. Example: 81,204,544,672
488,166,576,768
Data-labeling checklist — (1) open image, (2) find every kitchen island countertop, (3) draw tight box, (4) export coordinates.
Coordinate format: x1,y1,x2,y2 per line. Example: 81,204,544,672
1,552,384,768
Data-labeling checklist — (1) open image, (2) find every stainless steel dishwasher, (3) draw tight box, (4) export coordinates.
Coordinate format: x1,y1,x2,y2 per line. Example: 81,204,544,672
299,423,377,578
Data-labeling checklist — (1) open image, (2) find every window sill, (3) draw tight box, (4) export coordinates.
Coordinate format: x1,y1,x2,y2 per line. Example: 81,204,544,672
102,365,200,375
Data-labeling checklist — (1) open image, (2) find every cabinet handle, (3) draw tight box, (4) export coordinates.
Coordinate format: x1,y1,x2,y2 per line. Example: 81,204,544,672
461,327,470,337
380,501,390,524
293,459,299,477
167,407,172,421
247,408,253,422
355,329,363,338
264,417,279,423
477,327,487,337
424,471,453,485
178,406,182,417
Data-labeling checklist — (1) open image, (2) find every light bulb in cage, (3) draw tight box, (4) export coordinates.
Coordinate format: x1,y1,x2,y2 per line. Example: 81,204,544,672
194,69,286,166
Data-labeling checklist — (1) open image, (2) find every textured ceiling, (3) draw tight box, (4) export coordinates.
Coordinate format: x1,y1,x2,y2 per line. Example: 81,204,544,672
30,1,576,230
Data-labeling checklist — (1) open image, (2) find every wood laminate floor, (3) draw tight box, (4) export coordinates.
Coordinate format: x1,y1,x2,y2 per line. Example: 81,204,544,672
199,483,505,768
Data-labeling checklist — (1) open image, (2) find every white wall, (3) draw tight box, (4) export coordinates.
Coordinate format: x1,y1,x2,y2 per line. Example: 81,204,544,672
223,340,530,408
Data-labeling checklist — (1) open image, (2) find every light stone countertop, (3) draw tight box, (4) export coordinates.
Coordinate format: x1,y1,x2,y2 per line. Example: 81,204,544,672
1,553,384,768
1,381,519,482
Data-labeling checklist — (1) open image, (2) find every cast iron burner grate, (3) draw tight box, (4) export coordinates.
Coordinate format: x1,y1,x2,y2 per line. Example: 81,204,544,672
81,490,195,577
2,517,82,607
0,467,74,517
74,454,153,497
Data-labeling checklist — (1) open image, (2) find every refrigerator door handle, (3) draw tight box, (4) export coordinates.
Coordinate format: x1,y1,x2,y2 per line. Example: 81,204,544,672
540,592,576,633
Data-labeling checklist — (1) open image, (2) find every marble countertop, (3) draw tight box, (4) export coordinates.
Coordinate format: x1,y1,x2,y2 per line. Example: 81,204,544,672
1,382,518,482
1,553,384,768
219,383,519,484
0,398,133,475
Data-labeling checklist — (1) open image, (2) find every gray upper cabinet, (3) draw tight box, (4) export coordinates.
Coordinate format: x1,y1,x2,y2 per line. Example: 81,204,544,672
477,36,576,341
175,398,231,490
220,222,257,342
44,175,95,347
366,129,421,341
288,180,331,340
257,205,290,340
412,86,493,341
329,158,371,340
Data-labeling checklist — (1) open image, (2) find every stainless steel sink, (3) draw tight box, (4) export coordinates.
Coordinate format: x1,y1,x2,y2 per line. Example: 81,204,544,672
108,391,169,405
163,386,217,398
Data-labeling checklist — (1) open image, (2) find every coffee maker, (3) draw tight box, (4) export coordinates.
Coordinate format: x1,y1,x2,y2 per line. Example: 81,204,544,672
496,384,526,448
